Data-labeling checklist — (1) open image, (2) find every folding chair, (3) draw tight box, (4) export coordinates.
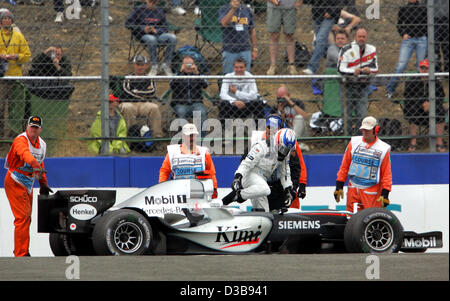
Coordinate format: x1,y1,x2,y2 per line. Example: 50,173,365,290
194,0,229,62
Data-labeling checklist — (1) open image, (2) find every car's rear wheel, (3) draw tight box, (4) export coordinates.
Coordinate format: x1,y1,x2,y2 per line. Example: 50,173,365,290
344,207,403,253
49,233,95,256
92,209,152,255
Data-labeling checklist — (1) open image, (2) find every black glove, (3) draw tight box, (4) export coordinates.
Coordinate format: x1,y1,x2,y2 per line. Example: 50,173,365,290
284,186,296,207
298,183,306,199
334,181,345,203
376,189,390,207
231,173,243,192
39,184,53,196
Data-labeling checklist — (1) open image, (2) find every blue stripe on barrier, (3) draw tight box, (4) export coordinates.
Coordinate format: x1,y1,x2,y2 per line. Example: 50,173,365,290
0,153,447,188
302,204,401,212
228,204,402,212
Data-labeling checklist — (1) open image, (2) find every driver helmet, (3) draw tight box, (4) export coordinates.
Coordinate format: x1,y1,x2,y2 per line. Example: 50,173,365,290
274,128,296,161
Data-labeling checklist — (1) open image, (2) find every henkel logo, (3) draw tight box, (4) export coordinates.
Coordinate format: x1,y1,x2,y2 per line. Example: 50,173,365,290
70,204,97,220
403,237,437,248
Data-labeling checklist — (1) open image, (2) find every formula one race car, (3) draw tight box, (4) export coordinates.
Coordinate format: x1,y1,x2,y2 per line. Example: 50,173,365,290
37,179,443,256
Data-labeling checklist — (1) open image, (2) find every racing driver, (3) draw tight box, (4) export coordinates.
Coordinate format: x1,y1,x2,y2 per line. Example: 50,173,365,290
334,116,392,212
250,114,308,210
159,123,218,199
222,127,297,212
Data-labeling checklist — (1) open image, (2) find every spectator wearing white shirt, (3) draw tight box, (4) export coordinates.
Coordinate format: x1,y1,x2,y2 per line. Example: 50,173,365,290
219,58,265,122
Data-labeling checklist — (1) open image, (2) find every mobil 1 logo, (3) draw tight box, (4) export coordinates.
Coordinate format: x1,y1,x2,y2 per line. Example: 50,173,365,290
145,194,187,205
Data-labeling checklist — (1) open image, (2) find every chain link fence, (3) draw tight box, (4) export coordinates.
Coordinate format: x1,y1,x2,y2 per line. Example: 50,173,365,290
0,0,448,157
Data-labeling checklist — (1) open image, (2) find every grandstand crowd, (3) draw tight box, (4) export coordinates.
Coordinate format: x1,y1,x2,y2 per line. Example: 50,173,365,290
0,0,448,155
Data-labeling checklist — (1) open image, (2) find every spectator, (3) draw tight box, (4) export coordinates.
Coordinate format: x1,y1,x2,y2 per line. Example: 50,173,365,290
53,0,67,23
219,0,258,74
110,55,163,141
302,0,343,75
326,28,349,68
385,0,428,99
53,0,112,23
342,0,358,17
170,55,209,125
27,45,74,100
328,9,360,45
29,46,71,77
0,8,20,32
265,0,302,75
171,0,186,16
434,0,448,73
274,85,310,151
0,10,31,137
338,27,378,135
219,57,264,122
403,59,447,152
88,94,131,155
125,0,176,76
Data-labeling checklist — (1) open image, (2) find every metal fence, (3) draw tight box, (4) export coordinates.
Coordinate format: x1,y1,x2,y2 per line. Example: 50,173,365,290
0,0,448,157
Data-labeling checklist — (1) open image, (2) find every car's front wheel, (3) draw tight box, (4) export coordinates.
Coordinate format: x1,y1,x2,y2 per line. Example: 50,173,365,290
92,209,153,255
344,207,404,253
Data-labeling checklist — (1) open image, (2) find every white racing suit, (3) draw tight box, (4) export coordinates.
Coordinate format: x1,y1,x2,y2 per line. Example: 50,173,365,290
235,136,292,212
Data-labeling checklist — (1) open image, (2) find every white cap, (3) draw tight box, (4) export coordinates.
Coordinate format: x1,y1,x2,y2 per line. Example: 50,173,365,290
359,116,377,130
182,123,199,136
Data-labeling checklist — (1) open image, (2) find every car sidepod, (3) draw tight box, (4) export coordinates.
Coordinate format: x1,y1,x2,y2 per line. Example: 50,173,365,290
154,209,274,254
265,211,349,253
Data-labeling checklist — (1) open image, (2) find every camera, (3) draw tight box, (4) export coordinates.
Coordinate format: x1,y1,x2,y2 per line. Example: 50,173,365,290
48,51,57,60
277,97,287,105
185,63,193,68
0,58,8,77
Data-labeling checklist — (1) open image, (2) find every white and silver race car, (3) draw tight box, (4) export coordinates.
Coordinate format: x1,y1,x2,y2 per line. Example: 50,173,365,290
37,179,443,256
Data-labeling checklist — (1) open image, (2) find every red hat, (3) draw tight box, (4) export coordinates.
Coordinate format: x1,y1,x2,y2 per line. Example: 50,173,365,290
109,94,120,102
419,59,429,68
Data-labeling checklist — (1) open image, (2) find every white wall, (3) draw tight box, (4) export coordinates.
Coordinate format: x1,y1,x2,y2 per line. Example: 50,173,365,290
0,185,448,257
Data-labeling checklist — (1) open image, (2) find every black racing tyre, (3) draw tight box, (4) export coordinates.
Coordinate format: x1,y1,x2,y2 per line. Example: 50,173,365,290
92,209,152,255
49,233,95,256
343,209,367,253
49,233,70,256
344,207,404,253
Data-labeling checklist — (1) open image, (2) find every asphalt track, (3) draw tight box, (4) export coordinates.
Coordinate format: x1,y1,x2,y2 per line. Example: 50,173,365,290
0,253,448,281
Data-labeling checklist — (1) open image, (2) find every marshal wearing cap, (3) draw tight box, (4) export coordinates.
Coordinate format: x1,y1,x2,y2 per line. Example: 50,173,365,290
359,116,377,131
27,116,42,128
182,123,199,136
